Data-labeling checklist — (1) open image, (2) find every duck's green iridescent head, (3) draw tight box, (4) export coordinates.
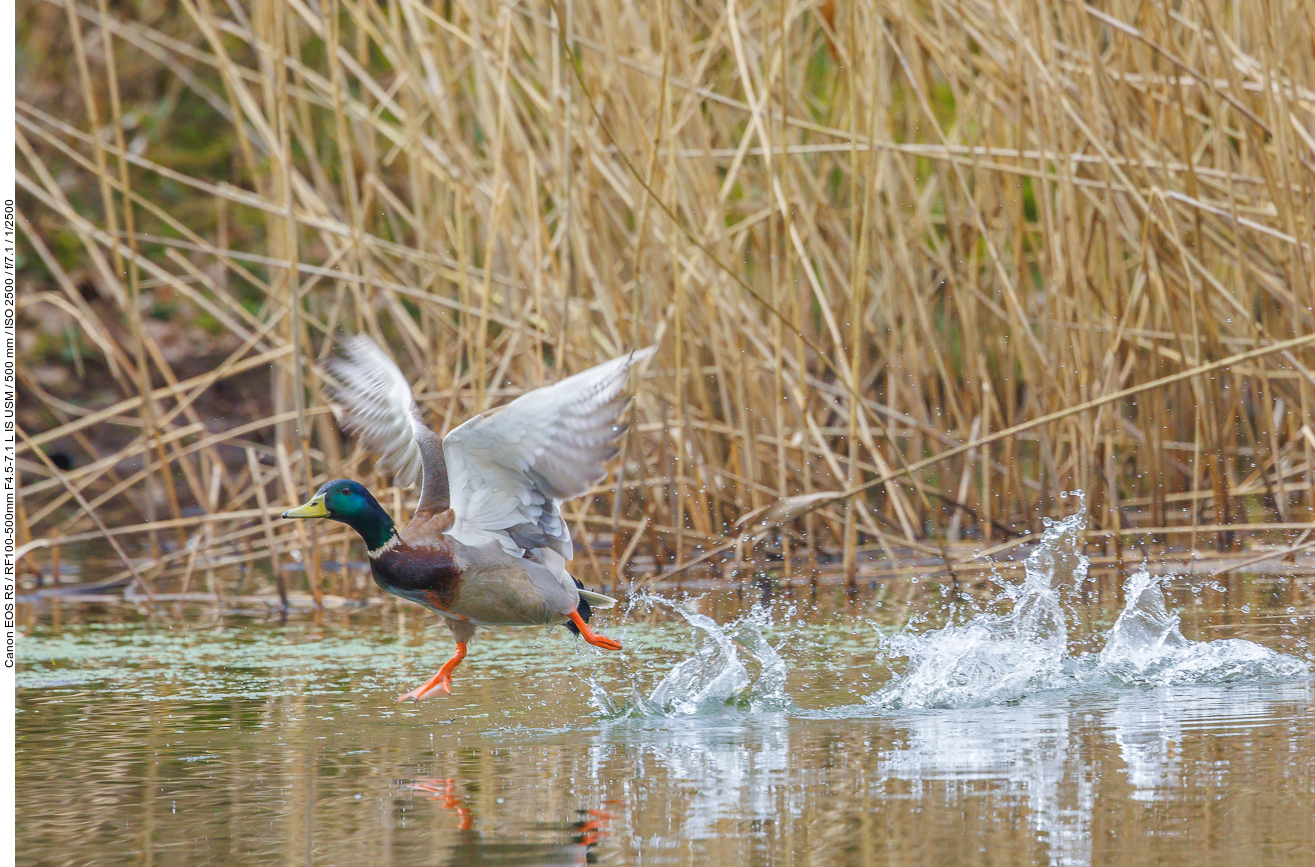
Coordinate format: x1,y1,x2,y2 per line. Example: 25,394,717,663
282,479,395,552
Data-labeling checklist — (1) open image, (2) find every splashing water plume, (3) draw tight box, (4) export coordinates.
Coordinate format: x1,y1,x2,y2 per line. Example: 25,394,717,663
590,595,791,718
1097,567,1309,685
871,502,1088,709
871,494,1309,710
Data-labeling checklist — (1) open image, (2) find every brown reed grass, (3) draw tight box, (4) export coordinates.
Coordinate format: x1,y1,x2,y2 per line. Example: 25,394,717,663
14,0,1315,599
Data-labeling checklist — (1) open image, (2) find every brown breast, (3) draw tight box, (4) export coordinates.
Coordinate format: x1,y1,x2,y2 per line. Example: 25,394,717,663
371,533,462,612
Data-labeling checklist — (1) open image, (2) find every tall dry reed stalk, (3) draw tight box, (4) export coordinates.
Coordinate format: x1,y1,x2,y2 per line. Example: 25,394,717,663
14,0,1315,597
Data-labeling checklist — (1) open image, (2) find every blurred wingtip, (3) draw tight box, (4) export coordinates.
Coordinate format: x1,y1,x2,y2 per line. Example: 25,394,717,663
629,344,658,363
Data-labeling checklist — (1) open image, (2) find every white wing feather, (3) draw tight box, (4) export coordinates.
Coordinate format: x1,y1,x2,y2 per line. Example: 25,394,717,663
443,346,657,559
324,335,426,490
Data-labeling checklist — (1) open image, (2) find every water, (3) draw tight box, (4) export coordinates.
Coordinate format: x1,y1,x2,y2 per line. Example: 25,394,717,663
588,596,792,717
16,504,1315,866
869,507,1309,709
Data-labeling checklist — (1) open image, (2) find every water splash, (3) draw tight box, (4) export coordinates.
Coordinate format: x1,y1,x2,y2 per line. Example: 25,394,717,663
871,495,1310,710
871,504,1087,709
1095,567,1309,686
590,595,791,718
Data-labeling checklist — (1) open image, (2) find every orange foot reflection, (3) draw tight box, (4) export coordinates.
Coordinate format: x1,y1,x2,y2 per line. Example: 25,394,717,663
572,808,614,846
406,778,473,830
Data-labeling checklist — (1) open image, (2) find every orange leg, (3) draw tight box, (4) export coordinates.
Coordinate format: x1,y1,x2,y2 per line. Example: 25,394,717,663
398,643,467,702
568,610,622,651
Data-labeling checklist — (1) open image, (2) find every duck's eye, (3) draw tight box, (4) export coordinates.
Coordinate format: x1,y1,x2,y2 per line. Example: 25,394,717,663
339,487,351,496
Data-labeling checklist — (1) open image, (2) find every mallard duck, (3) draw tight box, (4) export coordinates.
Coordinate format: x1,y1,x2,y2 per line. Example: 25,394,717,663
282,335,655,702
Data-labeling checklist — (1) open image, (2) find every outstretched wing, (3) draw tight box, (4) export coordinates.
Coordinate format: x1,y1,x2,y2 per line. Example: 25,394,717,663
442,346,657,560
324,335,449,512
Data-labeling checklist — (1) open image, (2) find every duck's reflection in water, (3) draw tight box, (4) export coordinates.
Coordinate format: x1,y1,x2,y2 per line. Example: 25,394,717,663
404,778,613,865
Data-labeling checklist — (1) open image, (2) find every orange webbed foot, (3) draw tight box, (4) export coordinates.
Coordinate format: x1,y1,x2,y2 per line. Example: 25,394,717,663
397,643,467,702
568,610,623,651
397,675,451,702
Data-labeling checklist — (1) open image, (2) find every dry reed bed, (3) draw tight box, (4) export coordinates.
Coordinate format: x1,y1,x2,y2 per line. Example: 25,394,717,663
14,0,1315,598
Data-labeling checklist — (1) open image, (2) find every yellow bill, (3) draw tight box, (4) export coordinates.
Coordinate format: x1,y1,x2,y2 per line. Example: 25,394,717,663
282,493,328,519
